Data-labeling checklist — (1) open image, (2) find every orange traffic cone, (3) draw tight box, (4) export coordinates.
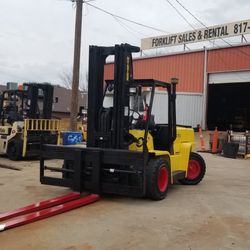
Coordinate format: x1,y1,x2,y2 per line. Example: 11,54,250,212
199,126,206,151
212,127,218,154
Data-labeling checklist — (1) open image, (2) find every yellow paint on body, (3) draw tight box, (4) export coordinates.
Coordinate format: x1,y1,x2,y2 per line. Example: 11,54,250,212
129,126,195,181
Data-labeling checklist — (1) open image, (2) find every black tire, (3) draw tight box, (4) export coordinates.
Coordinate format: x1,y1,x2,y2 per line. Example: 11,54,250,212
7,139,23,161
146,158,170,200
179,152,206,185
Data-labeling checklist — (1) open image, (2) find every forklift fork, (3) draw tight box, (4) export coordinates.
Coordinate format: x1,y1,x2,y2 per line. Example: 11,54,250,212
0,192,99,232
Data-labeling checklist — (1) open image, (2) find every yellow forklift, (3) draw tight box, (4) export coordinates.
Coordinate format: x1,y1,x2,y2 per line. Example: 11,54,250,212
0,83,60,160
40,44,206,200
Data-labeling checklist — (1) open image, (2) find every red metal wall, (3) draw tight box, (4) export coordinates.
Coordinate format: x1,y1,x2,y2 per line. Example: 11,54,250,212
133,52,205,92
207,45,250,73
104,44,250,93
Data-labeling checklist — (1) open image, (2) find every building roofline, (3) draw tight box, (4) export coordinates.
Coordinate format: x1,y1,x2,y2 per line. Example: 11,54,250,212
138,43,250,60
106,43,250,64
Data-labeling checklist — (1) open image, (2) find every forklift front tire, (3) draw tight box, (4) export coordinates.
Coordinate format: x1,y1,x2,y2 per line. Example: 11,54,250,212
146,158,170,200
7,139,23,161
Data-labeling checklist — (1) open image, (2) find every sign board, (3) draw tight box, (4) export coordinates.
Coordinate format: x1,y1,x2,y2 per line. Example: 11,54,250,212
141,19,250,50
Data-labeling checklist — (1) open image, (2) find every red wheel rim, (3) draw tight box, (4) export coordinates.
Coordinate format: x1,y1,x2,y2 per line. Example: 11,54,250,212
157,166,168,192
187,160,201,180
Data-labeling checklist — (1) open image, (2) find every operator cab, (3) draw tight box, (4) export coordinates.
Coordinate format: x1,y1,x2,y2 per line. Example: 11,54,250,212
0,89,25,126
100,78,178,153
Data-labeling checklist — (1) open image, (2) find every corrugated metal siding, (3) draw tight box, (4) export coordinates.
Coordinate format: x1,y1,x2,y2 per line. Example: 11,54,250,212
104,51,205,93
151,92,203,127
134,52,204,93
104,44,250,95
103,91,203,128
207,45,250,73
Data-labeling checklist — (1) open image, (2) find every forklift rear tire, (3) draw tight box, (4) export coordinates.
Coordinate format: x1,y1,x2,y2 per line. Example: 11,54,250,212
146,158,170,200
7,139,23,161
179,152,206,185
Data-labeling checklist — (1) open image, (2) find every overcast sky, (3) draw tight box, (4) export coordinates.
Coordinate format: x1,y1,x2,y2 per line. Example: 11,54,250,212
0,0,249,86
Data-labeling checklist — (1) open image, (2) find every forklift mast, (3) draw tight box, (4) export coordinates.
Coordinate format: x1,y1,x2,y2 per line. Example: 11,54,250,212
0,83,54,124
87,44,140,149
87,43,177,152
23,83,54,119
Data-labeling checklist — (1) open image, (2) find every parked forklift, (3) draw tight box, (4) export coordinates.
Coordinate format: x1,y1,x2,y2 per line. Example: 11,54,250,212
0,83,60,160
40,44,206,200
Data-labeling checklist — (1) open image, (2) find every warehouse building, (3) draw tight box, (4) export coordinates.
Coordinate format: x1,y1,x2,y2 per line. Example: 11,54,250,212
104,43,250,131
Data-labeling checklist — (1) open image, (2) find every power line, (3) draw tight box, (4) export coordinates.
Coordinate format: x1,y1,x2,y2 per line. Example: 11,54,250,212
165,0,223,52
114,16,150,38
85,2,169,34
117,18,151,38
112,16,149,56
174,0,207,28
165,0,221,49
70,0,96,2
172,0,250,78
113,16,141,40
165,0,196,30
163,0,250,74
173,0,250,58
165,0,250,58
173,0,231,46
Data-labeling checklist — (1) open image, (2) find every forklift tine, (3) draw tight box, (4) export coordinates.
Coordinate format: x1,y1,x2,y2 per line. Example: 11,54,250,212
0,194,99,232
0,192,80,221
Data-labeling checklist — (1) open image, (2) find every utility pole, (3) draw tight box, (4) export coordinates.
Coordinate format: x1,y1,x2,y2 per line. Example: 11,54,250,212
70,0,83,131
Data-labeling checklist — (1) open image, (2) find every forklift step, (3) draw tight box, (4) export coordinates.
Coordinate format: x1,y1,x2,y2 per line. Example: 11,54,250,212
0,193,100,232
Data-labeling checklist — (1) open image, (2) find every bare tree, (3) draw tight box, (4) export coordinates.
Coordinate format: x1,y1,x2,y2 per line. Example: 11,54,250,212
60,70,72,89
59,69,88,92
80,71,88,92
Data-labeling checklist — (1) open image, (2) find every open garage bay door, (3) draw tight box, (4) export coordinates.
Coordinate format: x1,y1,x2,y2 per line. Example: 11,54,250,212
207,71,250,131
